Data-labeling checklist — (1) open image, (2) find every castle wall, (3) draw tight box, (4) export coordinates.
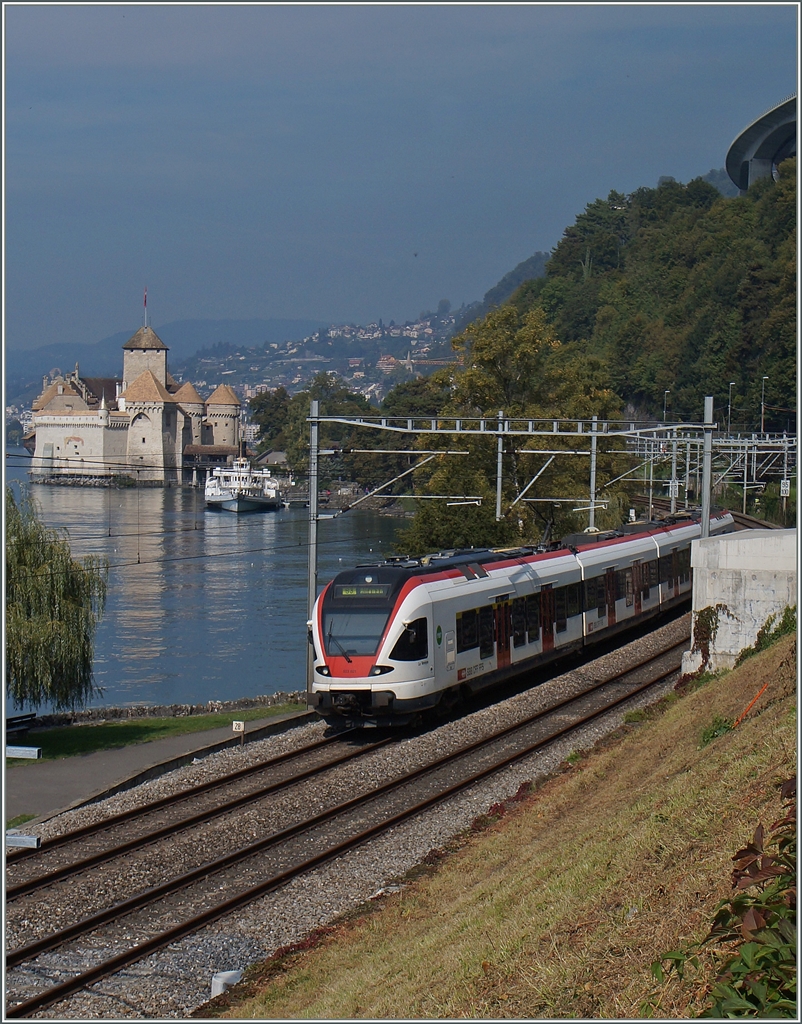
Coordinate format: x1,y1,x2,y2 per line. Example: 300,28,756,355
31,413,112,479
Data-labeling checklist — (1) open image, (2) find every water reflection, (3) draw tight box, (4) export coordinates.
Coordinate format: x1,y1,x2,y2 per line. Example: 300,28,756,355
5,453,400,710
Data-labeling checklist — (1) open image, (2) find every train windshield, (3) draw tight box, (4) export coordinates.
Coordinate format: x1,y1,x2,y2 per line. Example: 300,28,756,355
322,609,391,658
321,570,407,658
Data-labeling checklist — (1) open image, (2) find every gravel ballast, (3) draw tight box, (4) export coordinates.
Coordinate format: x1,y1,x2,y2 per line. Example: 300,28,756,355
14,616,690,1019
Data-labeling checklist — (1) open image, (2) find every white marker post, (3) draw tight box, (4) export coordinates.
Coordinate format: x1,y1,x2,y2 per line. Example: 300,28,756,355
232,720,245,747
6,832,41,849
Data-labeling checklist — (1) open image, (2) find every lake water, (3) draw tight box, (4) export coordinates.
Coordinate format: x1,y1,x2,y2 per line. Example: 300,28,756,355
5,450,401,713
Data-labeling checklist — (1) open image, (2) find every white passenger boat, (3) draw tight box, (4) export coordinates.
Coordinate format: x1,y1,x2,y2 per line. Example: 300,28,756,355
204,459,283,513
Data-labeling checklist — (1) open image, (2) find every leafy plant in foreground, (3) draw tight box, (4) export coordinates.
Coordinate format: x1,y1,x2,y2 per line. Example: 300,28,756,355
699,716,733,747
646,777,796,1018
735,606,797,666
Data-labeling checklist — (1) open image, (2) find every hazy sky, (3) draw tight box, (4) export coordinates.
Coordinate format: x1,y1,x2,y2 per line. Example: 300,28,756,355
3,3,798,352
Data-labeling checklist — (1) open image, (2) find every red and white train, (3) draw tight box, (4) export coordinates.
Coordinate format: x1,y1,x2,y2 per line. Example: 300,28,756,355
308,510,734,726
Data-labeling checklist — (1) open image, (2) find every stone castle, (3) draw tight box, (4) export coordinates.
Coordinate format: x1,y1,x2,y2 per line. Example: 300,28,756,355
30,325,242,484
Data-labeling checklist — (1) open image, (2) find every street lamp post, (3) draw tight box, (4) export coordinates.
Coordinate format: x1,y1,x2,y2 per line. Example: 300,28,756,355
728,382,735,435
760,376,769,434
663,390,670,423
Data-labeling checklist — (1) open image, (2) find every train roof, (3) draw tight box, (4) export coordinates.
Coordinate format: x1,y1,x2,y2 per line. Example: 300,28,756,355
349,510,720,577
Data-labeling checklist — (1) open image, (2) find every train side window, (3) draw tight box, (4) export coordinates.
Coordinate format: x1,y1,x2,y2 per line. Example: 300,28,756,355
597,576,607,616
585,576,606,617
526,593,540,642
479,605,495,659
567,583,581,618
389,618,428,661
456,609,478,653
554,587,567,633
616,568,628,602
648,560,659,588
512,597,527,648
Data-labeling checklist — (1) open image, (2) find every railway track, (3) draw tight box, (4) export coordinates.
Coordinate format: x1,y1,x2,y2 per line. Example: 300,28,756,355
640,496,781,531
5,730,392,894
5,633,688,1019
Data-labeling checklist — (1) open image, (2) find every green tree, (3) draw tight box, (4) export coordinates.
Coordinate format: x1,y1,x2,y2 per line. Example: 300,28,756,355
451,305,561,413
6,487,109,711
6,418,23,446
282,372,375,481
249,386,291,451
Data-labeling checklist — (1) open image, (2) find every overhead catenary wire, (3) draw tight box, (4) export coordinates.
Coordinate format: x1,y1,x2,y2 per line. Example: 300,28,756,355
5,525,400,583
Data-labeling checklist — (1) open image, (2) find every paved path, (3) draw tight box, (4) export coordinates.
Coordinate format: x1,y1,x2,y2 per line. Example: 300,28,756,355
5,711,313,826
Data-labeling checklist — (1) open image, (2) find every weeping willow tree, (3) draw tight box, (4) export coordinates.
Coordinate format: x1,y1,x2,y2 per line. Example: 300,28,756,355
6,486,109,711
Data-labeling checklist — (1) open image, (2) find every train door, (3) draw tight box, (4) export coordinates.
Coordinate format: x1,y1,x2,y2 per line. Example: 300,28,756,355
495,601,512,669
541,585,555,652
604,568,617,626
632,561,642,615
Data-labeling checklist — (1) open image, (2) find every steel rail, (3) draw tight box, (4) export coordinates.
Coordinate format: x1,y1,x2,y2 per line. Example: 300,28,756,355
6,643,684,1016
5,729,357,866
6,735,395,900
641,496,780,531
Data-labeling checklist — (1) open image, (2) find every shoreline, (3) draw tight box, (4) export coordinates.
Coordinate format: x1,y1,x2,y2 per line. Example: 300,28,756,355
17,692,307,731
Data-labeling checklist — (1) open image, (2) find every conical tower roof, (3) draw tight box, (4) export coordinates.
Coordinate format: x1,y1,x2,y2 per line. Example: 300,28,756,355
173,381,204,405
206,383,241,406
119,370,176,403
123,325,168,351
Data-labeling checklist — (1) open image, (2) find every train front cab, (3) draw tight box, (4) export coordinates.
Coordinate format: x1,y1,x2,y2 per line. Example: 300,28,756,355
309,569,441,726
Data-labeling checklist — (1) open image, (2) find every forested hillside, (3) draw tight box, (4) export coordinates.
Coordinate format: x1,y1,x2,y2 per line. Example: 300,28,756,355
509,160,795,430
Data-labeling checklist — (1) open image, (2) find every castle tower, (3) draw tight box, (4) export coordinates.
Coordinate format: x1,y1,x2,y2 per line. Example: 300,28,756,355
174,381,205,447
122,326,169,392
119,369,180,482
204,384,241,447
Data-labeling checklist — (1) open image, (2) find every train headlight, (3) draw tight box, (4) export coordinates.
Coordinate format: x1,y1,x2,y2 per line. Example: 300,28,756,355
316,666,331,676
370,665,394,676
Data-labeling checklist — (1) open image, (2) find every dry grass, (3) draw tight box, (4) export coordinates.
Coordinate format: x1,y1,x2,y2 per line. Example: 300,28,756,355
206,635,796,1020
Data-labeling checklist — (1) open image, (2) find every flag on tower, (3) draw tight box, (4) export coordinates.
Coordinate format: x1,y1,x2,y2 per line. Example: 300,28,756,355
144,287,147,308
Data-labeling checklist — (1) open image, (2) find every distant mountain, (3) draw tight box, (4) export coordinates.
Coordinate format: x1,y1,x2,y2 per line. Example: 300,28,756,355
453,252,550,333
5,318,329,397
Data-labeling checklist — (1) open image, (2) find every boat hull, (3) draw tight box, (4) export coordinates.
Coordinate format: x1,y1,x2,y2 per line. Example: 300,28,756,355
206,495,282,513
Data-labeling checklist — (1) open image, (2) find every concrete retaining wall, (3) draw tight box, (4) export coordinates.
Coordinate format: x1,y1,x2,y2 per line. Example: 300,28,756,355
681,529,796,674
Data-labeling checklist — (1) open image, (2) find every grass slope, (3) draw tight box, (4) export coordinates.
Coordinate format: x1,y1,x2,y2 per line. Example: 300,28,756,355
202,636,796,1020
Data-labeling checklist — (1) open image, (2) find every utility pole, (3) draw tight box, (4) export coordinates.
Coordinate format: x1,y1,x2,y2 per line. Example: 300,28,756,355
701,396,713,539
782,434,788,522
588,415,598,529
495,410,504,521
743,437,749,515
761,376,769,434
306,400,320,696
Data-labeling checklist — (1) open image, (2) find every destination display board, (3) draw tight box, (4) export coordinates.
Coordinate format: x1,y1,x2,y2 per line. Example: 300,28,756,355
334,584,392,599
